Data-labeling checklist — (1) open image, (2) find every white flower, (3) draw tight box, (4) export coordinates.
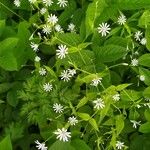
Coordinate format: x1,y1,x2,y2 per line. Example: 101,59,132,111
90,78,102,87
97,22,111,37
14,0,20,7
43,25,51,35
35,56,41,62
68,116,78,126
39,68,46,76
67,23,76,33
134,31,143,41
28,0,37,3
30,42,39,52
139,75,145,81
117,14,126,25
47,14,58,25
55,24,63,33
68,69,76,77
40,8,47,15
43,83,53,92
42,0,53,7
136,104,141,108
144,103,150,108
56,44,68,59
60,70,72,82
116,141,124,150
57,0,68,7
131,59,138,66
93,98,105,110
130,120,141,128
53,103,64,113
140,38,147,45
35,140,47,150
54,128,71,142
112,94,120,101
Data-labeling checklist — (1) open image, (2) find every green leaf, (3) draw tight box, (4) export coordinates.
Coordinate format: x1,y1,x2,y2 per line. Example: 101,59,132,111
139,122,150,133
143,87,150,99
116,84,131,91
71,139,91,150
89,118,99,131
49,141,75,150
0,83,12,94
146,26,150,51
85,0,107,37
7,90,18,107
139,54,150,67
0,37,18,71
144,110,150,122
0,135,12,150
94,45,126,63
0,19,5,37
77,112,91,121
115,115,124,136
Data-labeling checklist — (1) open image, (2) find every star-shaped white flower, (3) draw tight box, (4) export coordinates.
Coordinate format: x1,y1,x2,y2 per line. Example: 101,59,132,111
68,69,76,77
35,140,47,150
42,0,53,7
130,120,141,128
55,24,63,33
117,14,126,25
112,94,120,101
131,59,138,66
43,83,53,92
93,98,105,110
60,70,72,82
134,31,143,41
54,128,71,142
56,44,68,59
35,56,41,62
30,42,39,52
40,8,47,15
43,25,51,35
97,22,111,37
116,141,124,150
39,68,47,76
57,0,68,7
90,78,102,87
14,0,20,7
53,103,64,113
47,14,58,25
28,0,37,4
67,23,76,33
68,116,78,126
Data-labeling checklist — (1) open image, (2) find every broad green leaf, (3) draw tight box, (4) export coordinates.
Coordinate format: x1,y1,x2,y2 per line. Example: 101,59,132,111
116,84,131,91
77,112,91,121
139,54,150,67
85,0,107,37
0,37,18,71
146,26,150,51
7,90,18,107
0,135,12,150
144,110,150,122
115,115,124,136
71,139,91,150
143,87,150,99
94,45,126,63
138,10,150,28
76,97,89,110
49,141,75,150
0,83,11,94
89,118,99,131
139,122,150,133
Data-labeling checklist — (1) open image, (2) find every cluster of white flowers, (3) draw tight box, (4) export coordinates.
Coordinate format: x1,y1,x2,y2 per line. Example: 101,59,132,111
56,44,68,59
134,31,147,45
116,141,125,149
93,98,105,110
53,103,64,113
97,22,111,37
43,83,53,92
60,69,76,82
117,14,126,25
35,140,47,150
130,120,141,128
54,128,71,142
112,94,120,101
90,77,102,87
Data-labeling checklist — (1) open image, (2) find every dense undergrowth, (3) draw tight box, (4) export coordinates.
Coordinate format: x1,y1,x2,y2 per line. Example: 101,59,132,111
0,0,150,149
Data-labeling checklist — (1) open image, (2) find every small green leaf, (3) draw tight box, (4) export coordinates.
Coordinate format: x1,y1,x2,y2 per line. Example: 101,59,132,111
139,122,150,133
139,54,150,67
0,135,12,150
77,112,91,121
89,118,99,131
115,115,124,136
